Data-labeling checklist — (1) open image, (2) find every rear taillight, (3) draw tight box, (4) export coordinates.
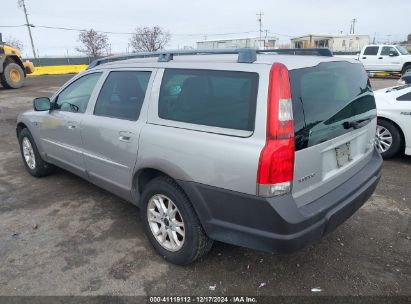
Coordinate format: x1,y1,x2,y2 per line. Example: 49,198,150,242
257,63,295,197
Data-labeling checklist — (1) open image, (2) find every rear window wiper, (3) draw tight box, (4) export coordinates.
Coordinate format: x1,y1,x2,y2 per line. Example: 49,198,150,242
342,118,371,130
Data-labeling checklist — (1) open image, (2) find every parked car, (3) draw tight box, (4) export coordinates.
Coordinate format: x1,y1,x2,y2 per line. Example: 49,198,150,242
16,50,382,265
398,71,411,85
356,44,411,75
374,85,411,158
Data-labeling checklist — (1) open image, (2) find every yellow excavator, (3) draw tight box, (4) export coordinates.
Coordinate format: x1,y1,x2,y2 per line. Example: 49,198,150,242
0,33,34,89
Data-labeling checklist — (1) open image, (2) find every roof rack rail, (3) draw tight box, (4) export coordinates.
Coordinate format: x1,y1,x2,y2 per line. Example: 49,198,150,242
88,48,257,69
260,48,333,57
87,47,333,69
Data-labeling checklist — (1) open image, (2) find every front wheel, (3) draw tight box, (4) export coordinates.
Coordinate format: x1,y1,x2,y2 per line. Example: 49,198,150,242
375,119,402,159
18,128,54,177
141,176,213,265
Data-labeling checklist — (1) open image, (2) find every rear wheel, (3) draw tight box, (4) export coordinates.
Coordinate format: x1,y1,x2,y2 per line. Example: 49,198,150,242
402,64,411,76
375,119,402,159
0,62,24,89
141,176,213,265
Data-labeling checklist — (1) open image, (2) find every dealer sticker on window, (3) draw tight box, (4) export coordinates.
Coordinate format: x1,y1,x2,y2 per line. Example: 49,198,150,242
335,143,353,168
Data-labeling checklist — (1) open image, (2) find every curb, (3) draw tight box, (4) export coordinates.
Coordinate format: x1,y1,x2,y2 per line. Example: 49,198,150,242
28,65,88,76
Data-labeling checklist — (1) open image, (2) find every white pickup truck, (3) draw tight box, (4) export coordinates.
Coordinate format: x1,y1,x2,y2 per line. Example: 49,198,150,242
356,45,411,75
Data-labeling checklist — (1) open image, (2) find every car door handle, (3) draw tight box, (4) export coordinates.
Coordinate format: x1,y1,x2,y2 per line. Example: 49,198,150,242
119,135,131,142
378,57,383,59
67,121,78,130
118,131,134,143
362,57,367,59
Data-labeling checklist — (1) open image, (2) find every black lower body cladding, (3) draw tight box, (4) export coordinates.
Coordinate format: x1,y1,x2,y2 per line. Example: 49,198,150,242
177,149,383,253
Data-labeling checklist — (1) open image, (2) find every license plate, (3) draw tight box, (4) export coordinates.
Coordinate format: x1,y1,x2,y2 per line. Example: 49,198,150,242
335,143,352,168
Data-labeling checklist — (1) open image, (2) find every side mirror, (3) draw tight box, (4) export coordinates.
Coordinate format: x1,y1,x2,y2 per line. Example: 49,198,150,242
33,97,51,111
389,52,398,57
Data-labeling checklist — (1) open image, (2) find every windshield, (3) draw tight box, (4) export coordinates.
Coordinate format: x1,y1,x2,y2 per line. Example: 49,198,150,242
396,46,410,55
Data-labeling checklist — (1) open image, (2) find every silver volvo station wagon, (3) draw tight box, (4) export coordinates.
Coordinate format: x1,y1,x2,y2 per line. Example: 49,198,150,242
16,49,382,264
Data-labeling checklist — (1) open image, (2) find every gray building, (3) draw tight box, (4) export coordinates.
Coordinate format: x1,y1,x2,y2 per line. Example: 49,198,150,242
196,36,277,50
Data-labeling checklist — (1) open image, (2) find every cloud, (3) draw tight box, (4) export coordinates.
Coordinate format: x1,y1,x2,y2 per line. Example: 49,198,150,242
1,0,409,57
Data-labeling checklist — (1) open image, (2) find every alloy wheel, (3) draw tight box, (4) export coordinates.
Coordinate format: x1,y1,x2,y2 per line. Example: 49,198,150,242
147,194,185,252
375,125,393,153
22,137,36,169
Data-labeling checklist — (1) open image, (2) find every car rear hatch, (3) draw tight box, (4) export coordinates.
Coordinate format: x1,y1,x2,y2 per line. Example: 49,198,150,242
289,61,377,207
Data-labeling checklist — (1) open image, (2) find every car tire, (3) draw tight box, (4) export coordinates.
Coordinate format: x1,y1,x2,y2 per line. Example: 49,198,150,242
1,62,24,89
18,128,54,177
140,176,213,265
376,119,402,159
402,64,411,76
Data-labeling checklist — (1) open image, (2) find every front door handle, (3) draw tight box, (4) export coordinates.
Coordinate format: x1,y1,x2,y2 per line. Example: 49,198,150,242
362,57,367,59
378,57,383,59
67,121,78,130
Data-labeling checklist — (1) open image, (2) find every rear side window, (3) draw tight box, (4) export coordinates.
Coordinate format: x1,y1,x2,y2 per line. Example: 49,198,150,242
290,61,376,151
94,71,151,121
158,69,259,131
363,46,379,55
381,46,399,56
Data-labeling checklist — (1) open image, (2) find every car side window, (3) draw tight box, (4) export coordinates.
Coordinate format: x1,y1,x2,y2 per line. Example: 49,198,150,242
381,47,399,56
158,69,259,131
397,92,411,101
94,71,151,121
363,46,379,56
55,73,102,113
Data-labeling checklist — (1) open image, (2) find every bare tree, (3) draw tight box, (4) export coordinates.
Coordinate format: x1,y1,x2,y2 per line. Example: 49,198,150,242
76,29,109,57
5,36,24,51
129,26,170,52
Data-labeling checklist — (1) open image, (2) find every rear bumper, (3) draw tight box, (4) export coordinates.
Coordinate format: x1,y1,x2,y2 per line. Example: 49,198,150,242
178,148,383,253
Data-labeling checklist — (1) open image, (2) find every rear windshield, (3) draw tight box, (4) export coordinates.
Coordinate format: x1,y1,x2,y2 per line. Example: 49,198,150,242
290,61,376,151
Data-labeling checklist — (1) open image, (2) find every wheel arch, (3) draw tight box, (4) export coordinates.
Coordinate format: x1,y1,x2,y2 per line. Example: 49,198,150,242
132,167,212,230
16,122,29,139
3,55,26,76
133,168,170,196
402,62,411,74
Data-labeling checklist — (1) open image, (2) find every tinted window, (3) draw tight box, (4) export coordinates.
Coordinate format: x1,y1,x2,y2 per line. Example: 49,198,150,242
94,71,151,121
381,46,398,56
55,73,101,113
290,61,376,151
363,46,379,55
397,92,411,101
158,69,259,131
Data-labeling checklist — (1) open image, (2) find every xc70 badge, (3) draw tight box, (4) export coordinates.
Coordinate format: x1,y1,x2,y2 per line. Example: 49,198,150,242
298,172,316,183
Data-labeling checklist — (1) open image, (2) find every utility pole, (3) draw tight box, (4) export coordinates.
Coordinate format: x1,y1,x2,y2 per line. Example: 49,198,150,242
18,0,36,58
351,18,357,34
256,11,264,49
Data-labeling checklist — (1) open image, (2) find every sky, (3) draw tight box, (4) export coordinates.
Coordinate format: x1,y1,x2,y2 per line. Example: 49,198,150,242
1,0,410,58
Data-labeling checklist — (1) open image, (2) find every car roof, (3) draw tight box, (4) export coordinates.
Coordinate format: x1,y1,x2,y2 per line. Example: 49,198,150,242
91,54,359,72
